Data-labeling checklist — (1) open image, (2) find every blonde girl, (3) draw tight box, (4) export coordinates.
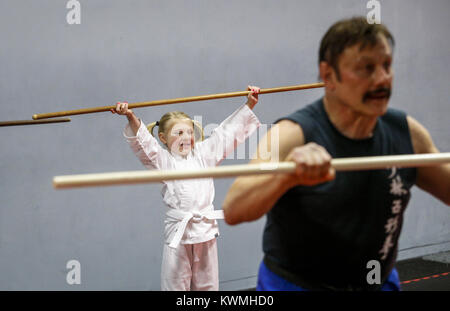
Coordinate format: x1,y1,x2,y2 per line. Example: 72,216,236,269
112,86,261,291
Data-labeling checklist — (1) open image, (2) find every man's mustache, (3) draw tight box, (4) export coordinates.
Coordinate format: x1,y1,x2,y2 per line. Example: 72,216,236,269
363,88,391,102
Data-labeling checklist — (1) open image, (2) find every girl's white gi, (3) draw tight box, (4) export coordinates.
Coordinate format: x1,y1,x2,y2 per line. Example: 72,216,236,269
123,103,260,290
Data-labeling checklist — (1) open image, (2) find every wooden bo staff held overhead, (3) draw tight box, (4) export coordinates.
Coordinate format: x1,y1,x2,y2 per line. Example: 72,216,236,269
0,118,71,127
53,153,450,189
32,82,324,120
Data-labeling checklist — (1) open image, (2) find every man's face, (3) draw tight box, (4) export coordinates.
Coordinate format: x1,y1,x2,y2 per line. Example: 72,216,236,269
332,34,393,116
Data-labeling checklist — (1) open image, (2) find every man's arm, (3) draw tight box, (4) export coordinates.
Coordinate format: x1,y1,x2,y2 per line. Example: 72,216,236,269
223,119,335,225
407,116,450,205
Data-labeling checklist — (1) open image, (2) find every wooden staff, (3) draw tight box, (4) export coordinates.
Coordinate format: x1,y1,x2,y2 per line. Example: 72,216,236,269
0,118,71,127
32,82,324,120
53,153,450,189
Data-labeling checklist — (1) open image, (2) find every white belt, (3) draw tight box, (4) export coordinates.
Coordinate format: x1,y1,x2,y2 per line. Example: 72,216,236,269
166,208,224,249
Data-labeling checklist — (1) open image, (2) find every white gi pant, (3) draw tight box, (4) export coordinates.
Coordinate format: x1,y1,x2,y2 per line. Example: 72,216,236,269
161,238,219,291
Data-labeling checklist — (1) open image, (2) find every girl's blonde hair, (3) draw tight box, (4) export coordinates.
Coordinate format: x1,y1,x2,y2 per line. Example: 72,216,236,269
147,111,204,142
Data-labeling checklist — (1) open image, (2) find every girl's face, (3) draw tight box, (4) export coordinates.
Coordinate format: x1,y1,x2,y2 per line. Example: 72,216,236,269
159,118,195,157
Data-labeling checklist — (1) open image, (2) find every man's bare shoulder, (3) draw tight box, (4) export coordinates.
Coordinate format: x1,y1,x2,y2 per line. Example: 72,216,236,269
406,115,435,154
270,119,305,161
275,119,304,143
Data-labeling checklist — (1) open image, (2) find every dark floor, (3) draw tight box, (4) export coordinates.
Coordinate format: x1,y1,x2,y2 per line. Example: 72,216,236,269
396,252,449,291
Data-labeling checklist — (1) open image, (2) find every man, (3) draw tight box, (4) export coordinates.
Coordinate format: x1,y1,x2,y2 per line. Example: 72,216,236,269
222,17,450,291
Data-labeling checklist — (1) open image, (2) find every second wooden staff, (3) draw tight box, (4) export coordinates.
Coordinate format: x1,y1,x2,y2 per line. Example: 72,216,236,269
32,82,324,120
53,153,450,189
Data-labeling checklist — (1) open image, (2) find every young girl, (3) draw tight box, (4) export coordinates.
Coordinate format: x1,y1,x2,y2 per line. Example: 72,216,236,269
112,86,261,291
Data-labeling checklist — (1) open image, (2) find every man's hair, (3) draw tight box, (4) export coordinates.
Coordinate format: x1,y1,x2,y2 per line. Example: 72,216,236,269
319,16,395,80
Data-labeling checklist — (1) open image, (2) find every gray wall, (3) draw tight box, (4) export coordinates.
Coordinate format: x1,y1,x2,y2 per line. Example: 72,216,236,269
0,0,449,290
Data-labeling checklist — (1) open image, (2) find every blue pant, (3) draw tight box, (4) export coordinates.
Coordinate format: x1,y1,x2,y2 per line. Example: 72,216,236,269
256,261,401,291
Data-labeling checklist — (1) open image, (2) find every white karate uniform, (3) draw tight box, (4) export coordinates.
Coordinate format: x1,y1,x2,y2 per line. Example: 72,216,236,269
123,103,260,290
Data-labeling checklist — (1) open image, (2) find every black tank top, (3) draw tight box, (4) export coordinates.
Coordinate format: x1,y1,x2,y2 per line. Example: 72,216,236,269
262,98,416,290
